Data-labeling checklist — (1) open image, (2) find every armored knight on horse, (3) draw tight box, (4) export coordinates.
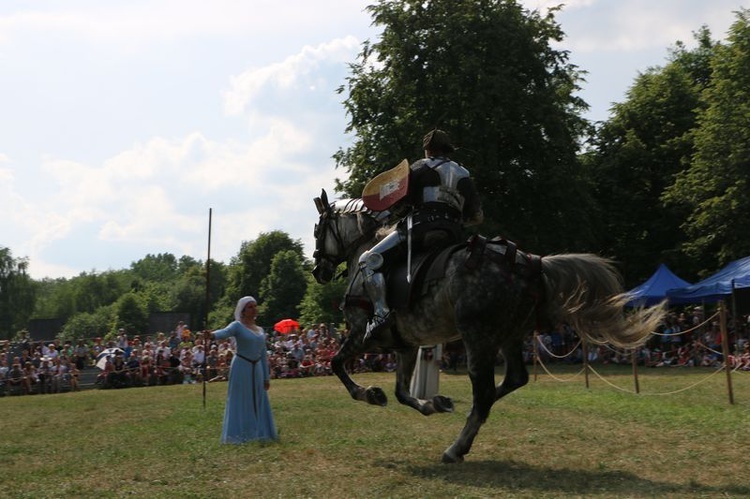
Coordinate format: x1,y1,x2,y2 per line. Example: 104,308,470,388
358,129,483,340
311,131,665,463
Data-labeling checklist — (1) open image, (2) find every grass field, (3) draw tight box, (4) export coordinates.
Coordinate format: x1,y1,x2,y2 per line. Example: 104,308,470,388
1,365,748,498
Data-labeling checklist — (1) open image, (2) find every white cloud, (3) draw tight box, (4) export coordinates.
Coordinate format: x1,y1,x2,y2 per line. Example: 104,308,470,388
223,36,360,116
546,0,741,53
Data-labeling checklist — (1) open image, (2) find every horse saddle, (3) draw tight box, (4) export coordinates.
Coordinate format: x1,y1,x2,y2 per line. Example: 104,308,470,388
385,243,465,312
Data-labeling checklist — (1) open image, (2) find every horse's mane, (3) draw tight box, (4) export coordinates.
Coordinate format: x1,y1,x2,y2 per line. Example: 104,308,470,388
332,198,391,221
330,198,392,240
331,198,369,215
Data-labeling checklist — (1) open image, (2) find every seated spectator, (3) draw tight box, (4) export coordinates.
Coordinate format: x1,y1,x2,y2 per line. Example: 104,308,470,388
23,361,37,394
74,340,89,370
108,353,129,388
299,354,315,377
50,356,69,393
206,347,219,380
7,361,25,395
127,351,142,386
66,359,80,391
37,357,53,394
0,358,8,393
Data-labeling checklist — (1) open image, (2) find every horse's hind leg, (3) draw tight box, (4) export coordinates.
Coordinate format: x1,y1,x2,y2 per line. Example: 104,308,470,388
442,344,497,463
496,339,529,401
394,348,454,415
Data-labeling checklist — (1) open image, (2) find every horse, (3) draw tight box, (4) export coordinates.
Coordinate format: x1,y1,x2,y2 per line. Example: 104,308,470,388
311,190,665,463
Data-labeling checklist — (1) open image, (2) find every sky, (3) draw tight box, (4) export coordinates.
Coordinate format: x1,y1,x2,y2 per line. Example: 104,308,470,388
0,0,746,280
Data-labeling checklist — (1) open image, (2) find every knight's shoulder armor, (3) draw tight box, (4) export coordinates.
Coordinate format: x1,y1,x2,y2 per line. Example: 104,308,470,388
420,157,469,211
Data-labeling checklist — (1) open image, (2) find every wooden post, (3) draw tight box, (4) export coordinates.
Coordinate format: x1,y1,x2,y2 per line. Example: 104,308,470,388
532,331,539,382
632,348,640,394
582,340,590,389
719,301,735,405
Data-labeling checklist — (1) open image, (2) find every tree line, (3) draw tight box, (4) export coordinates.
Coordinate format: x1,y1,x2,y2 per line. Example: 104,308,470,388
2,1,749,341
0,231,347,341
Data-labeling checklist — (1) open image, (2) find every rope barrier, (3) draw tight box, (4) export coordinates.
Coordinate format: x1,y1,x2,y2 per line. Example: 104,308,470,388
650,311,719,337
587,362,727,395
535,338,583,360
534,353,585,382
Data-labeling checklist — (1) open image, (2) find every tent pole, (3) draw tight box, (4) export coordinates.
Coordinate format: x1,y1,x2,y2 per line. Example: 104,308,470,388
719,301,735,405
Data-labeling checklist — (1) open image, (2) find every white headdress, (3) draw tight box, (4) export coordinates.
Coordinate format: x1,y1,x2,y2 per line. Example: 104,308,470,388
234,296,257,322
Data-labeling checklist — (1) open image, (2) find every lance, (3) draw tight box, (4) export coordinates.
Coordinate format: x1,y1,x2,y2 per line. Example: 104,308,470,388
203,208,212,409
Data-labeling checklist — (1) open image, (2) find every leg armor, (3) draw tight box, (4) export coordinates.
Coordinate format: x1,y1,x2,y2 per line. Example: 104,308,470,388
358,230,404,339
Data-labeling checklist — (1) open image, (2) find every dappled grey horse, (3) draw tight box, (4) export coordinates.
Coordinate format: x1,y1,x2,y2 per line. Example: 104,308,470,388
312,190,664,463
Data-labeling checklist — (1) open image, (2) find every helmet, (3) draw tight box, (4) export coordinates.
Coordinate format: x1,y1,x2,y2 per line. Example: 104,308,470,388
422,129,455,154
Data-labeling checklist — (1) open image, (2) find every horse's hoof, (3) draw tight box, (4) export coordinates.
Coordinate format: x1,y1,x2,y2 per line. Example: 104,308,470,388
441,450,464,464
432,395,454,413
365,386,387,406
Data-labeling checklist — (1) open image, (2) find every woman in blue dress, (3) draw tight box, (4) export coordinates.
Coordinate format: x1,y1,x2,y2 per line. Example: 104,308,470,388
206,296,278,443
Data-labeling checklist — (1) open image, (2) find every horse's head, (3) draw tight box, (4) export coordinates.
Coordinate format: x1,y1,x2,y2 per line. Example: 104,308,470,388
312,189,381,284
312,189,339,284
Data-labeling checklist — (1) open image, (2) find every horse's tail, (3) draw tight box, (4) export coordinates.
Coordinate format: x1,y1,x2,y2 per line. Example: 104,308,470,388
539,254,665,348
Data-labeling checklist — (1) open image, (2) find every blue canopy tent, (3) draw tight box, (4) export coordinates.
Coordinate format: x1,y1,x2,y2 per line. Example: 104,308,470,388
626,263,692,307
666,256,750,305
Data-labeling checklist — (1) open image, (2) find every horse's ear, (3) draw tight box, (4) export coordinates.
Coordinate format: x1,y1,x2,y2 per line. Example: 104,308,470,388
314,196,324,214
320,189,329,208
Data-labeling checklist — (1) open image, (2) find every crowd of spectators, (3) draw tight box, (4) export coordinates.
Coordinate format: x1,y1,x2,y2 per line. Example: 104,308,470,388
531,307,750,370
3,307,749,397
0,321,400,396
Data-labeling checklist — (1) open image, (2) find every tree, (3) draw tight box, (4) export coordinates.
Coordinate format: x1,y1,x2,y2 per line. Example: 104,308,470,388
586,28,716,284
116,292,149,334
130,253,179,282
225,231,304,302
0,247,35,339
335,0,594,252
59,305,117,343
664,10,750,269
257,250,308,325
298,270,347,327
170,259,227,329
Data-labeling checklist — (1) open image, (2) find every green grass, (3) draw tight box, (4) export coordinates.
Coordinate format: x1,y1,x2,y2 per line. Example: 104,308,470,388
1,366,748,498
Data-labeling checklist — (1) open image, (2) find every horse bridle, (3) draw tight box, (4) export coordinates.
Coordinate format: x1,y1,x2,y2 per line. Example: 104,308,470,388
312,192,379,284
312,194,345,284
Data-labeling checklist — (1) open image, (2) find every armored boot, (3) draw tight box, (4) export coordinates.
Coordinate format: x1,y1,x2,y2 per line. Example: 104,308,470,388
358,230,403,342
362,270,394,342
358,248,395,342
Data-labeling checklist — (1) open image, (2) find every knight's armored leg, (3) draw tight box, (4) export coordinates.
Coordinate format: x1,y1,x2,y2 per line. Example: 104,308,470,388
358,231,402,341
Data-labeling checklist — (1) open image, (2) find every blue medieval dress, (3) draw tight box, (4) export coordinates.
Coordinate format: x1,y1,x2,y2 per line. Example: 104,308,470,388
213,321,278,443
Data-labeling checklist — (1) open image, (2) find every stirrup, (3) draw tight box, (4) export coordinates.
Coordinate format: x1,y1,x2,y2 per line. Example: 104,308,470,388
363,312,394,342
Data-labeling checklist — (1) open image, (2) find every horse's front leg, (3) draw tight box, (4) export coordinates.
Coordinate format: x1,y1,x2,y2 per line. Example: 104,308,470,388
394,348,454,415
330,326,388,407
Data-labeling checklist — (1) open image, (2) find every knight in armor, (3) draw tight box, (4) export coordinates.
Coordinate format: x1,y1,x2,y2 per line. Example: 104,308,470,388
360,129,484,341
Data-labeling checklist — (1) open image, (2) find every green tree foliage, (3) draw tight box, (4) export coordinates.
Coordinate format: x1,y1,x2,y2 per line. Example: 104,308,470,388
0,247,35,339
664,10,750,269
258,250,308,325
298,270,347,327
586,29,716,283
335,0,594,252
59,305,116,343
225,231,305,303
31,270,131,326
116,292,150,334
130,253,179,282
171,259,227,330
